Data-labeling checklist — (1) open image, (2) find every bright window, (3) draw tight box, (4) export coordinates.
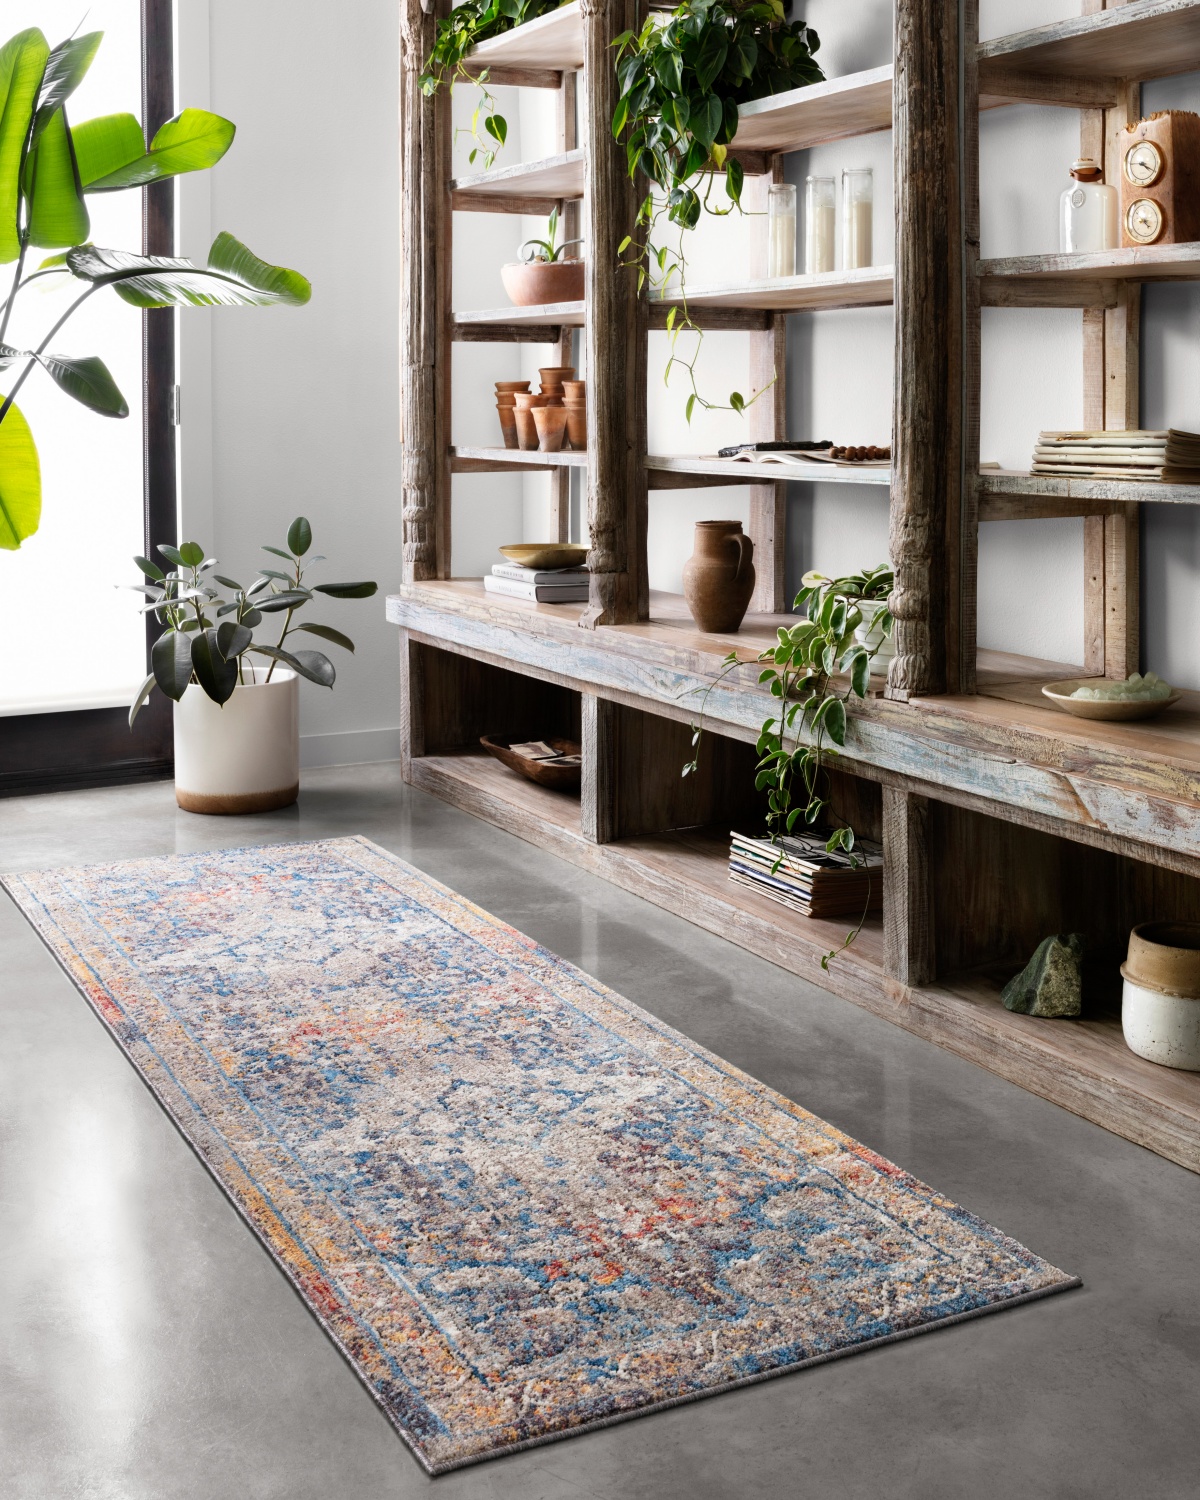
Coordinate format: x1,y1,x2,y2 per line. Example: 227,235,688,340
0,2,149,715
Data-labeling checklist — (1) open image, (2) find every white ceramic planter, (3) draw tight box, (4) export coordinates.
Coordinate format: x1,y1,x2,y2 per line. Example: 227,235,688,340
1120,921,1200,1071
852,601,895,673
173,665,299,814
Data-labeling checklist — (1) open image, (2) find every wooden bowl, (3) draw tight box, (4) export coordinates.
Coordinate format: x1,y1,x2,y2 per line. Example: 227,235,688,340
498,543,589,570
480,735,582,791
1041,679,1181,721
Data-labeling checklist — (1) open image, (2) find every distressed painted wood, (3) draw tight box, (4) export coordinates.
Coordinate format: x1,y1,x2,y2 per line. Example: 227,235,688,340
454,302,584,331
980,243,1200,285
399,0,450,581
451,148,584,202
581,694,618,843
979,275,1117,309
647,455,891,487
552,70,580,546
452,446,586,471
959,0,982,697
650,266,895,313
979,471,1200,506
888,0,962,700
580,0,647,626
979,1,1200,84
883,786,933,987
744,163,788,615
732,66,894,153
469,0,585,69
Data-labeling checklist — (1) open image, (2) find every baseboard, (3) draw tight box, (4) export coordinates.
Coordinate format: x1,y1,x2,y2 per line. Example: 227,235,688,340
0,758,174,799
299,726,400,769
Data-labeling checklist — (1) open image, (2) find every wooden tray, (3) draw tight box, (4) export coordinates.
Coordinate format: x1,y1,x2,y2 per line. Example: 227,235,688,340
479,735,582,791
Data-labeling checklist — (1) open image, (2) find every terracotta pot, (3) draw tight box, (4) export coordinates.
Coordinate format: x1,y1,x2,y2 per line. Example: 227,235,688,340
500,259,584,308
682,520,756,633
561,380,586,402
564,400,587,450
513,391,549,451
533,404,569,452
495,380,531,394
495,400,519,449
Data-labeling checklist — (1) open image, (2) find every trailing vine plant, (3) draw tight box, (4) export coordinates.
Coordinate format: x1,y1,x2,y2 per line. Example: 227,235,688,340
612,0,823,417
420,0,561,169
683,564,894,965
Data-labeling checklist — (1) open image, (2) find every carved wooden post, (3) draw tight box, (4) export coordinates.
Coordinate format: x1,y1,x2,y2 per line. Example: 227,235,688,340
400,0,451,583
580,0,648,627
887,0,963,700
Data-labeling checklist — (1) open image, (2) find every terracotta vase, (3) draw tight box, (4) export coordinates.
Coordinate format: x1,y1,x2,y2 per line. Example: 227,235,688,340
494,381,530,448
513,391,549,451
682,521,755,633
564,400,587,450
538,366,575,407
533,404,569,452
500,259,584,307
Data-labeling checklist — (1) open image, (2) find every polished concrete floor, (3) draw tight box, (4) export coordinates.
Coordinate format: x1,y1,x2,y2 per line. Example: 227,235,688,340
2,764,1198,1499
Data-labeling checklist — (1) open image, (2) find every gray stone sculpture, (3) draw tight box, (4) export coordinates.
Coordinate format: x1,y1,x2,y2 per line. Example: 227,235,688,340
1001,933,1084,1018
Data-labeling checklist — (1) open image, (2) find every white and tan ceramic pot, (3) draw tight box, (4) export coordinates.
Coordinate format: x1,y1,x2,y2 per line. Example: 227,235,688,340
1121,922,1200,1071
173,665,299,814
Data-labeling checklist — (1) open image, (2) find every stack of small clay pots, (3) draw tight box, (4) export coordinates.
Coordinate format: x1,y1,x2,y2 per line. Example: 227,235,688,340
496,367,585,453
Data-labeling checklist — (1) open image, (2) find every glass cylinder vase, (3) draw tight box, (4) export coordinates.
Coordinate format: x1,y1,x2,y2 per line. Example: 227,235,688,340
767,183,797,278
804,176,835,275
842,168,873,269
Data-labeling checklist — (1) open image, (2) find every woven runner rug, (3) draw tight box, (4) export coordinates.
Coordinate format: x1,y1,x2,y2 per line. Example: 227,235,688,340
4,836,1078,1474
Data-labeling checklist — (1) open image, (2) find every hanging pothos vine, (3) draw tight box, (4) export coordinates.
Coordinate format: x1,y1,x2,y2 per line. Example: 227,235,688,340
613,0,823,417
422,0,823,416
684,565,894,966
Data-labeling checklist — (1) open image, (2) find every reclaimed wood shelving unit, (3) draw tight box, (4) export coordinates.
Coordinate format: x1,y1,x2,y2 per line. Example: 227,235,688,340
394,0,1200,1174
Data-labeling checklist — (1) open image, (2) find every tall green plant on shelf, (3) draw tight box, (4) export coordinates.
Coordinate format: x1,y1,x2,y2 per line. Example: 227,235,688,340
0,25,310,552
613,0,822,417
684,564,893,966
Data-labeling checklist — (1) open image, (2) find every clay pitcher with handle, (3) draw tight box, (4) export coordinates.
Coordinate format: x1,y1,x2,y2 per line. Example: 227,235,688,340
682,520,756,633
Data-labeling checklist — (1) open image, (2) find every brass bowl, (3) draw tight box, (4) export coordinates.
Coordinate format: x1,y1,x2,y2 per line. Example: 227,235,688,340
498,543,589,570
1041,679,1181,722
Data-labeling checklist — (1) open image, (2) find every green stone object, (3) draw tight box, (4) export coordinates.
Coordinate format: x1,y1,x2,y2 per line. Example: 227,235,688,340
1001,934,1084,1018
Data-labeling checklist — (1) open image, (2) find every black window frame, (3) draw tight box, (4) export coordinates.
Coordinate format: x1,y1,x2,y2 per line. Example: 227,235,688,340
0,0,178,797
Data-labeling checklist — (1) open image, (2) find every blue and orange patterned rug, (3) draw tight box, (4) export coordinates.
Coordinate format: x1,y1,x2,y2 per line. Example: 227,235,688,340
4,836,1078,1473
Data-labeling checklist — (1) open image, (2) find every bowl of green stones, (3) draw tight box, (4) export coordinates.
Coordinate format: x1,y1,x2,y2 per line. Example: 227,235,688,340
1042,672,1180,722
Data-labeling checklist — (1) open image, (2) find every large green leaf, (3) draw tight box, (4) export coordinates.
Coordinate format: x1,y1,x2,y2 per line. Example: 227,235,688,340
25,106,88,248
190,628,238,704
0,400,41,548
31,32,101,145
36,351,127,416
66,237,311,309
0,29,50,263
85,108,235,192
71,112,144,187
151,628,194,701
313,580,377,599
251,644,335,687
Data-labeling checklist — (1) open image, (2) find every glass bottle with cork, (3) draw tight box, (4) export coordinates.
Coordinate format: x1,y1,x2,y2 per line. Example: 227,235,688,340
1059,157,1118,252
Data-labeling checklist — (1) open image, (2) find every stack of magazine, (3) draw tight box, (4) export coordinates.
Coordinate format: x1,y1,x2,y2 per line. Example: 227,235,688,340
729,829,884,920
484,562,590,603
1031,429,1200,484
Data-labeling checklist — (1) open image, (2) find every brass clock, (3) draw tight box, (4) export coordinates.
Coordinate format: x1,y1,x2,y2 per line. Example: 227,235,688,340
1123,139,1164,188
1126,197,1165,245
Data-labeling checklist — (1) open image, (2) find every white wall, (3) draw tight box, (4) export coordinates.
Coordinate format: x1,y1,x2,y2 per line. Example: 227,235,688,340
178,0,1200,773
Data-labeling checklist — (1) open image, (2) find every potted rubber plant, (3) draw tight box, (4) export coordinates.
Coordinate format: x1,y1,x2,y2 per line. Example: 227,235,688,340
0,24,310,550
129,518,377,814
500,207,585,307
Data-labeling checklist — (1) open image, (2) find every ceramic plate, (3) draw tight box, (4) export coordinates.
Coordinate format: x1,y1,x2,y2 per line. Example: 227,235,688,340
499,543,589,570
1041,679,1181,721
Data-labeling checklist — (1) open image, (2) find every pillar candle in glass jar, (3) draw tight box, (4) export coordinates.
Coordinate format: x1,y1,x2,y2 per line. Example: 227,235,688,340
842,168,873,269
767,183,797,278
804,176,835,274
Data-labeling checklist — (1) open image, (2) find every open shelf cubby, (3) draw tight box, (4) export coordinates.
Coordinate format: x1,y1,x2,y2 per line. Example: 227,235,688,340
395,0,1200,1174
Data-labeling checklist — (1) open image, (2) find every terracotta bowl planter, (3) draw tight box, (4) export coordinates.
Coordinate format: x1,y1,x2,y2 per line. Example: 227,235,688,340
533,404,569,452
500,259,584,308
513,391,549,451
1121,922,1200,1070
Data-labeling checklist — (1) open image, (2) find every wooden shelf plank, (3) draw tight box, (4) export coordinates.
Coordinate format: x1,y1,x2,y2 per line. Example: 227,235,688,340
468,0,584,69
980,243,1200,289
647,454,891,487
981,469,1200,512
650,265,894,313
453,302,584,340
408,745,1200,1176
453,445,585,470
451,148,583,205
731,66,893,153
979,0,1200,83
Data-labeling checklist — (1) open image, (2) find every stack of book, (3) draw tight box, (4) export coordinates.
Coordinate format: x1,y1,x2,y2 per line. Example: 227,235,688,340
484,562,590,603
1031,429,1200,483
729,829,884,920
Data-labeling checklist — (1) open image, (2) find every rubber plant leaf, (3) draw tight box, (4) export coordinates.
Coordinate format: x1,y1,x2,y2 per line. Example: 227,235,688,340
312,580,377,599
0,29,51,263
84,108,236,192
35,351,128,416
25,106,89,248
0,398,41,548
31,32,102,146
71,113,145,187
65,238,312,309
151,628,194,701
292,622,355,653
128,672,156,728
190,628,238,704
252,644,335,688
